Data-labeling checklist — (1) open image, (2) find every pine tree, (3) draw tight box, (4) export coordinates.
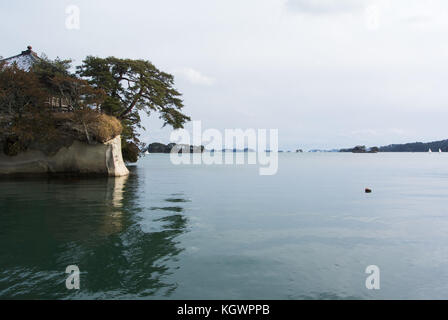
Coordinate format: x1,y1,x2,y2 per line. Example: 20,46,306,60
77,57,190,162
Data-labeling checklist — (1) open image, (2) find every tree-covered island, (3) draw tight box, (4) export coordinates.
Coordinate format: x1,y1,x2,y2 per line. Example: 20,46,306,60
0,46,190,175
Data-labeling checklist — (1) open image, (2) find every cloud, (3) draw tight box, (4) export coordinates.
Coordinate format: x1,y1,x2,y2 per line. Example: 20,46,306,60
3,0,448,149
286,0,370,14
174,67,215,86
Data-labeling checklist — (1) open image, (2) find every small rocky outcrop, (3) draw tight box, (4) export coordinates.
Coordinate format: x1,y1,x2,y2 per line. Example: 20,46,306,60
146,143,204,154
147,143,172,153
340,145,379,153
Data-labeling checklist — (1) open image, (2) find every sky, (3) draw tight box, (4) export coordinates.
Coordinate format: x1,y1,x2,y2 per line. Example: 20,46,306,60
1,0,448,150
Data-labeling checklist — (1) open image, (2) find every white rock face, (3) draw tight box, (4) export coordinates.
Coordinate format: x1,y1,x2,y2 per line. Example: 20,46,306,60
104,135,130,177
0,135,129,177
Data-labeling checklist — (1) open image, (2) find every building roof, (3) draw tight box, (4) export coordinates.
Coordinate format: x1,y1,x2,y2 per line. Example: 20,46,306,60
1,46,41,71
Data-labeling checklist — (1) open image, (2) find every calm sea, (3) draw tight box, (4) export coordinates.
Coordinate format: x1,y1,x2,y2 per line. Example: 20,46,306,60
1,153,448,299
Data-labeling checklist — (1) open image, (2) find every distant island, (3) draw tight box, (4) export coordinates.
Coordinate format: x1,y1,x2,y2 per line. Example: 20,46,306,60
147,139,448,154
146,143,259,153
308,149,339,153
377,139,448,152
340,146,379,153
340,139,448,153
147,143,204,154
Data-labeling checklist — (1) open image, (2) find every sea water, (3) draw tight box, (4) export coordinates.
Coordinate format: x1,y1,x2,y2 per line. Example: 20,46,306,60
1,153,448,299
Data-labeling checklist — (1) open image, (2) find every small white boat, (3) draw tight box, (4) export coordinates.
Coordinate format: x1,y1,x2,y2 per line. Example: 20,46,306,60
439,149,442,153
429,149,432,153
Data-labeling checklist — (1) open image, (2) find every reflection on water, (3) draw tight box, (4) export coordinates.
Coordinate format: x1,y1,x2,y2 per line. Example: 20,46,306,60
151,207,184,213
164,198,191,203
0,170,189,299
3,153,448,299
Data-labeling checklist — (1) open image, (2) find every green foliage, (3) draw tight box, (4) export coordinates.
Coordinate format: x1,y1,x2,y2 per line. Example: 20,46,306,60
1,54,190,163
33,58,105,111
32,57,73,87
0,58,106,155
121,140,140,163
0,63,47,117
77,56,190,162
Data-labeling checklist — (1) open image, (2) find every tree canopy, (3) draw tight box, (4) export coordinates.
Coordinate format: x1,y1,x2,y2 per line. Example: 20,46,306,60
0,54,190,162
77,57,190,161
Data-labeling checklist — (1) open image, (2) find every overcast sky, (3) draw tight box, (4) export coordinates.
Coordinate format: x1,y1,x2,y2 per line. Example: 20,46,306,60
2,0,448,150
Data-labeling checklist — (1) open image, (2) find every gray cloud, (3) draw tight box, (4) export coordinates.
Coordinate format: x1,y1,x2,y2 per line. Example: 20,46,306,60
2,0,448,150
173,68,215,86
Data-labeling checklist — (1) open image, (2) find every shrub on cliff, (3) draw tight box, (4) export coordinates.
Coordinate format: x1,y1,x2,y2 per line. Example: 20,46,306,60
55,110,122,143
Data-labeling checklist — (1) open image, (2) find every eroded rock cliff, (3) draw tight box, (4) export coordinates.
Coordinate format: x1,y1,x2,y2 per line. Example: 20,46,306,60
0,135,129,177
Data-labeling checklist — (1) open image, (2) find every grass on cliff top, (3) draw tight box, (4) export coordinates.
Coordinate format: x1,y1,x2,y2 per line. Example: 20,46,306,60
54,110,123,143
1,110,123,157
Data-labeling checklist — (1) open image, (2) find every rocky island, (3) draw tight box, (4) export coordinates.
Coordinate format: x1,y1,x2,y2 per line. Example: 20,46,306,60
146,143,204,154
340,146,379,153
0,46,190,176
0,112,129,176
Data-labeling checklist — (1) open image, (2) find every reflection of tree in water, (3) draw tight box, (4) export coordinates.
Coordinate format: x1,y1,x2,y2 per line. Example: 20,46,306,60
0,170,189,299
82,184,189,298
